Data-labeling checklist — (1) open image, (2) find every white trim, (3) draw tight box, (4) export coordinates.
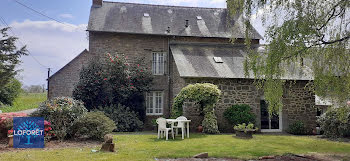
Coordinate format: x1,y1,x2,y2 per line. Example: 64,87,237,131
152,52,166,75
146,91,164,115
261,104,283,132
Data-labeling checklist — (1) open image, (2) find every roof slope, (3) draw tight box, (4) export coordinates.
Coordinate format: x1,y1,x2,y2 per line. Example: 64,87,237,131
49,49,89,79
88,1,263,39
170,43,313,80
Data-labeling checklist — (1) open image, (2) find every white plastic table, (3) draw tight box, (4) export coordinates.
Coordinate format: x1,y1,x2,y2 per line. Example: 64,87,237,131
166,119,191,139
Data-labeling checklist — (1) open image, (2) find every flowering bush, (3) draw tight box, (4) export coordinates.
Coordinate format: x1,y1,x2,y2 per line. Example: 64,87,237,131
7,129,13,136
172,83,221,134
73,53,153,120
0,112,27,138
31,97,87,140
44,120,54,141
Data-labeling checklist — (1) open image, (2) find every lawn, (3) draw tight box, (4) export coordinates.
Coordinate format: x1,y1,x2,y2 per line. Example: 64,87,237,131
0,134,349,161
0,93,47,113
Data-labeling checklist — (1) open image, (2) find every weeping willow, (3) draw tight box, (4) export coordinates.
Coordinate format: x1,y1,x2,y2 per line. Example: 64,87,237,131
227,0,350,114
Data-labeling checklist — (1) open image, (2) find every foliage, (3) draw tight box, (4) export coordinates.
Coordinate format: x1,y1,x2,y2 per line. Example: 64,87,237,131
227,0,350,114
0,93,47,113
317,106,350,138
0,112,27,138
73,53,153,120
31,97,87,140
0,78,22,106
44,120,54,142
234,123,258,133
99,104,143,132
224,104,256,126
287,121,307,135
172,83,221,134
71,111,116,141
0,27,27,89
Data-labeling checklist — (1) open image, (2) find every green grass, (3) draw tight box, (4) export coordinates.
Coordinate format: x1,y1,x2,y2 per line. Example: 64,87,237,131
0,93,46,113
0,134,349,161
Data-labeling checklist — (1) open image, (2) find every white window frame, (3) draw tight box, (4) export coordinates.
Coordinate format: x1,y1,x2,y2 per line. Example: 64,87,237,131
146,91,164,115
152,52,166,75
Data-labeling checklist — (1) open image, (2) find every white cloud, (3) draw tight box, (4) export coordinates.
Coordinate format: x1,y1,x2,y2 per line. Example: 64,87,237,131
5,20,88,86
59,13,74,19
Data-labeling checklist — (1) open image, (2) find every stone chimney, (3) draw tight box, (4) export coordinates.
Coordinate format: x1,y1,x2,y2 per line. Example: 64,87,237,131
93,0,103,7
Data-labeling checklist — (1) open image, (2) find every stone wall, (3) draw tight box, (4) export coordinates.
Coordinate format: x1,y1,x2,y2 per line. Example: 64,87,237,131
173,78,317,133
48,49,91,99
282,81,317,132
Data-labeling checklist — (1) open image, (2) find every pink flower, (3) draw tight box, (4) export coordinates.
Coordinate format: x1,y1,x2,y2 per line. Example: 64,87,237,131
8,129,13,135
137,64,140,67
104,78,108,81
44,120,51,126
130,83,133,85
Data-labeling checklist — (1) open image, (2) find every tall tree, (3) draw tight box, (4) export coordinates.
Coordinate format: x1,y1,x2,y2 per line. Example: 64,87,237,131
227,0,350,113
0,27,27,88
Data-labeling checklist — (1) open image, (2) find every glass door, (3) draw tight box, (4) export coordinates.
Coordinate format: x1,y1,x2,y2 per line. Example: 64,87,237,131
260,100,282,132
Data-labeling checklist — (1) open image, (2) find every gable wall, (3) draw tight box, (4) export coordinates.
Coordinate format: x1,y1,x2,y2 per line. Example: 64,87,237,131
48,50,92,99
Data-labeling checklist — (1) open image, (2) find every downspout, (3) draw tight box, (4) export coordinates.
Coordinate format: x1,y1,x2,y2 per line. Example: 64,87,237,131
167,36,171,117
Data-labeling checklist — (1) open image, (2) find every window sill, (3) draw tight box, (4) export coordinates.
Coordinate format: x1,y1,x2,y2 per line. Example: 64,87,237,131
146,113,163,116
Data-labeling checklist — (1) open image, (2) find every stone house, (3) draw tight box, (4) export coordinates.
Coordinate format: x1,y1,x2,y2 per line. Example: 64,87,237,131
49,0,323,133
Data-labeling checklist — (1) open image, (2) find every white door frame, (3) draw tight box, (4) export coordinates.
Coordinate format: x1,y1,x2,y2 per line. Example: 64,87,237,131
261,107,283,132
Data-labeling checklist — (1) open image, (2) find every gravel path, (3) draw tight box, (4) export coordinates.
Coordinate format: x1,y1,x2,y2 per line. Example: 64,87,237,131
14,108,37,114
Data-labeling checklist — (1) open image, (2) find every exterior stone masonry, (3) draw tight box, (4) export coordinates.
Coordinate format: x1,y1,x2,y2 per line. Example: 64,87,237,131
174,78,316,133
50,31,317,133
48,49,91,98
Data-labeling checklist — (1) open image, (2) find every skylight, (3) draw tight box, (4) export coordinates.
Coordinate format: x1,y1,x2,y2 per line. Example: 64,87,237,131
213,57,223,63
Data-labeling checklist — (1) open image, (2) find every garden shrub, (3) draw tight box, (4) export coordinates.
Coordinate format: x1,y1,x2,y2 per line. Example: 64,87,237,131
223,104,256,126
287,121,307,135
71,111,116,141
172,83,221,134
31,97,87,140
100,104,143,132
44,120,54,141
73,53,153,121
0,112,27,138
317,106,350,138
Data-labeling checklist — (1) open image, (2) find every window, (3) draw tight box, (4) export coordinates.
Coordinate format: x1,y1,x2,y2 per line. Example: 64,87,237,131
146,91,163,115
152,52,165,75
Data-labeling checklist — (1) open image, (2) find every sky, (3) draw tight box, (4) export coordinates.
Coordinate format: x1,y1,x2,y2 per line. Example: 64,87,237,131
0,0,265,87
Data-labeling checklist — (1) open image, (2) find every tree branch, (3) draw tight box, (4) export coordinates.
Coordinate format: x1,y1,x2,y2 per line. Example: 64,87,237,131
321,35,350,44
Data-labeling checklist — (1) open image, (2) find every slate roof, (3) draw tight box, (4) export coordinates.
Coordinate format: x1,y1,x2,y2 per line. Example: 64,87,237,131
170,43,313,80
88,1,263,39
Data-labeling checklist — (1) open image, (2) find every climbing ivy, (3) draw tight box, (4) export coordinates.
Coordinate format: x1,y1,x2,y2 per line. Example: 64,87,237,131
171,83,221,134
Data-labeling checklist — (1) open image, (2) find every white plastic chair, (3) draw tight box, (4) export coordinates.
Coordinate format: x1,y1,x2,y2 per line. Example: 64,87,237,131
156,118,174,140
173,116,187,138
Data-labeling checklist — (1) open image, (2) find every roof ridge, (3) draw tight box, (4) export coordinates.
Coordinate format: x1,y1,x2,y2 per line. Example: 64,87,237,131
103,1,227,10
